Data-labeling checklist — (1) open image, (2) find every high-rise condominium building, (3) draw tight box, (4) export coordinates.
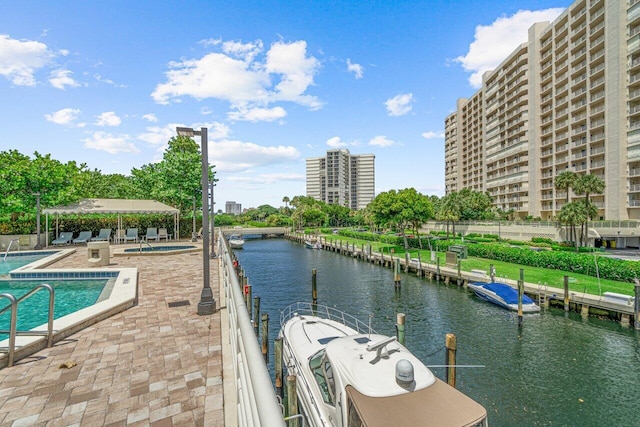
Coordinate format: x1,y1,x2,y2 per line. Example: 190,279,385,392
225,201,242,215
445,0,640,220
306,149,375,210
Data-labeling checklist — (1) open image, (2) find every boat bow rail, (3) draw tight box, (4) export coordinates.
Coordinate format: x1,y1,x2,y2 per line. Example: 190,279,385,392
279,302,377,335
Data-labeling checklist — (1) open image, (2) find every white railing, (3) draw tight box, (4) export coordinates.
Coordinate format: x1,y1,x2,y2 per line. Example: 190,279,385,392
220,234,285,427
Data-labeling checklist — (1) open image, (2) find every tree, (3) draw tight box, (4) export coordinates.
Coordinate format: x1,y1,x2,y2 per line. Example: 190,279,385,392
131,135,211,214
0,150,82,219
554,171,576,204
557,202,587,250
573,174,605,246
436,192,460,239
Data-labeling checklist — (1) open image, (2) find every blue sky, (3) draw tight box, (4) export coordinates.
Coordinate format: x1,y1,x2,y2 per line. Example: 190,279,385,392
0,0,570,209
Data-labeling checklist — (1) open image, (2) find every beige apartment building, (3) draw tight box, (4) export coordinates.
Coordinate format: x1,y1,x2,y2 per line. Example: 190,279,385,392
445,0,640,220
306,149,375,210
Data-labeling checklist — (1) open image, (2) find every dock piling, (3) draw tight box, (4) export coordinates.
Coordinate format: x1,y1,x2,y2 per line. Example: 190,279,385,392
286,375,299,427
518,269,524,327
445,333,457,388
635,279,640,330
394,259,401,288
396,313,405,346
253,296,260,335
275,338,283,397
312,269,318,304
563,275,570,313
261,313,269,363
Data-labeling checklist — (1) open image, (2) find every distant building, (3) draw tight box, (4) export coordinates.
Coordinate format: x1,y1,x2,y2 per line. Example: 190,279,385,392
306,149,375,210
225,201,242,215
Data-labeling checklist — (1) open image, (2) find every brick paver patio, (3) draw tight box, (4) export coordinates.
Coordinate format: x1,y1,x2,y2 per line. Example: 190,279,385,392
0,243,225,426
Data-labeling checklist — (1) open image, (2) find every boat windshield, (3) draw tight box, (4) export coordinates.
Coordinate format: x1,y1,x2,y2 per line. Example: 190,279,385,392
309,349,336,406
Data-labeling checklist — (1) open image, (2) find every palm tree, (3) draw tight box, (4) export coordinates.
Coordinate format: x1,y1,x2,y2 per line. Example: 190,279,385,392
554,171,576,204
558,202,587,250
282,196,290,208
573,174,605,246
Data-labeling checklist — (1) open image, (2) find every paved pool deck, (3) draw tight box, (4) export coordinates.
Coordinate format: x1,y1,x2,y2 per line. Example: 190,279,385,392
0,242,228,426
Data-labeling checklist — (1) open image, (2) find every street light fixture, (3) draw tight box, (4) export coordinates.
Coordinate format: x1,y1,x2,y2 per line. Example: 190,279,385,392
33,192,42,250
176,126,215,315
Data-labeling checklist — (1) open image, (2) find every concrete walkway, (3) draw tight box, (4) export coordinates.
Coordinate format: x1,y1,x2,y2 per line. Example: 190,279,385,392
0,243,225,426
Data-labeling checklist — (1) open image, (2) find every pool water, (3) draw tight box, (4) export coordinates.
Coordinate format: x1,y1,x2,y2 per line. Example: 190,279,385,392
0,253,53,275
123,245,196,252
0,279,107,340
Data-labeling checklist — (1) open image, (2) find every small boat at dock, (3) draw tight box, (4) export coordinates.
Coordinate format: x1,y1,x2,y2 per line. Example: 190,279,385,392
468,282,540,313
305,240,322,249
279,302,488,427
228,234,245,249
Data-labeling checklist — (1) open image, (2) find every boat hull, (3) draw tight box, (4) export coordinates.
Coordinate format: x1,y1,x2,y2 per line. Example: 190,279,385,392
468,282,540,313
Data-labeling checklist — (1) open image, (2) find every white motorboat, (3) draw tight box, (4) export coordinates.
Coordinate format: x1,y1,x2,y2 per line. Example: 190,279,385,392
305,240,322,249
228,234,245,249
468,282,541,313
279,302,488,427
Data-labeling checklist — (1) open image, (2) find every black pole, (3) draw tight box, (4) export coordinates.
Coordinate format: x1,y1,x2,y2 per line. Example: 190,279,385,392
210,180,217,258
34,192,42,250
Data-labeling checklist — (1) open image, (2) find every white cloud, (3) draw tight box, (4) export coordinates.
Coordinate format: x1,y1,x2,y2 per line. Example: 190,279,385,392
44,108,81,125
142,113,158,122
0,34,54,86
369,135,396,147
422,131,445,139
95,111,121,127
49,69,80,90
346,58,363,79
228,106,287,122
326,136,359,148
384,93,413,116
152,39,322,119
211,139,300,172
228,172,304,184
83,131,139,154
455,8,565,88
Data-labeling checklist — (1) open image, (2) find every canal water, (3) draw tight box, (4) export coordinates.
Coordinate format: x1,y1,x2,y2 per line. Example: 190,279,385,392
234,239,640,426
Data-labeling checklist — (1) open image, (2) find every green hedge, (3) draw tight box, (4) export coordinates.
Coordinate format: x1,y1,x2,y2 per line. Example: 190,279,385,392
468,243,640,282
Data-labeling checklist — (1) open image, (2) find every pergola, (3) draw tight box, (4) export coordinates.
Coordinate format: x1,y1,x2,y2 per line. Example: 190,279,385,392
43,198,180,246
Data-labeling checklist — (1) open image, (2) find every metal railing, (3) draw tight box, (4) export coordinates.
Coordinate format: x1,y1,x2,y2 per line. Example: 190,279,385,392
3,239,19,261
219,235,285,427
0,283,55,367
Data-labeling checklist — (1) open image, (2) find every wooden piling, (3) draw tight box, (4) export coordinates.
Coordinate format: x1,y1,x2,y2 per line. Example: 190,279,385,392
275,338,283,397
445,333,457,388
312,268,318,304
490,264,495,282
286,375,299,427
253,296,260,335
417,252,422,277
456,260,461,286
396,313,405,345
404,252,410,273
563,275,570,312
394,259,401,288
246,283,252,318
518,269,524,327
436,257,441,282
261,313,269,363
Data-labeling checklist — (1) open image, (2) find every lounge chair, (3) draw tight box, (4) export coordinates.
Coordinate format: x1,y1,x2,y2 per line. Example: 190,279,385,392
73,231,93,244
124,228,138,243
114,229,126,244
52,232,74,245
91,228,112,242
158,228,171,241
146,227,158,242
196,227,203,239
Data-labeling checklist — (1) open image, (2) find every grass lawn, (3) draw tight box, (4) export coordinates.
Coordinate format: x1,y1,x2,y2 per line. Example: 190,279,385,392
322,235,636,296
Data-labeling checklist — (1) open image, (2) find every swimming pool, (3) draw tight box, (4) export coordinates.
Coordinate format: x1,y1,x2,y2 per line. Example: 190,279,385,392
0,252,58,275
115,244,199,256
0,278,109,340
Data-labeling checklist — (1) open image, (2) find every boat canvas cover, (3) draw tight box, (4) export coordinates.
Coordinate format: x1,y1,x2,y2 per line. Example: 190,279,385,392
346,380,486,427
482,283,534,305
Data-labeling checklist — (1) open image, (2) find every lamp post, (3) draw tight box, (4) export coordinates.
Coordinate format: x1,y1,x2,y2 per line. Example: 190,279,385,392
177,126,215,315
191,196,197,242
210,180,217,258
33,192,42,250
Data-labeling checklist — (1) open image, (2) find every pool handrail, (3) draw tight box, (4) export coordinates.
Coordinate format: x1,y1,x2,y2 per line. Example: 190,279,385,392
0,283,55,367
3,238,19,261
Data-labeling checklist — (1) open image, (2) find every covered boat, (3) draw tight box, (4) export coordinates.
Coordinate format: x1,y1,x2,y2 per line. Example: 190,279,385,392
468,282,540,313
279,302,488,427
